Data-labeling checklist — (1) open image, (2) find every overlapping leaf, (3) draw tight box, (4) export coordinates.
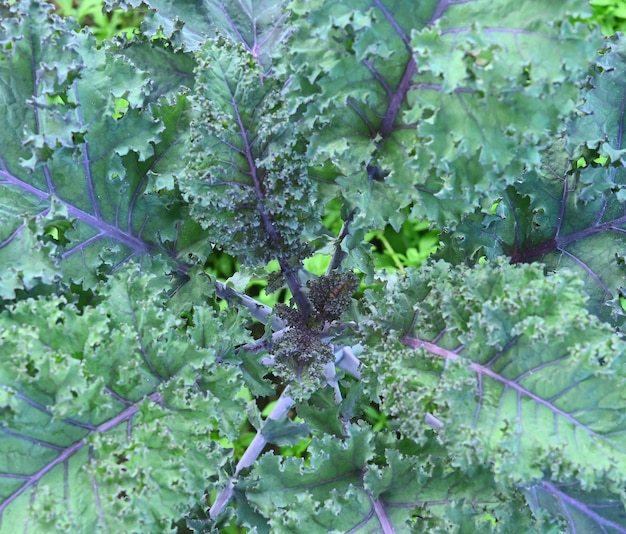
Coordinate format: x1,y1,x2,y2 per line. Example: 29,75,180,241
0,0,199,295
365,260,626,529
238,425,542,533
114,38,197,104
0,262,249,532
110,0,290,64
437,35,626,325
1,1,624,532
286,0,602,233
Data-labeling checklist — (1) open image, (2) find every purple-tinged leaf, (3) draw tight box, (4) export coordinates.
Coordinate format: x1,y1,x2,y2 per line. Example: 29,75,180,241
181,37,324,313
0,263,249,531
524,481,626,534
0,1,201,292
365,260,626,528
438,35,626,325
110,0,291,63
240,425,538,532
287,0,602,233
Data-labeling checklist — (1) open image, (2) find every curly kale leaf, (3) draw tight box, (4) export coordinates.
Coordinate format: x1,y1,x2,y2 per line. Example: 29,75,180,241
437,35,626,326
240,425,545,533
0,262,251,531
0,0,204,294
109,0,291,62
363,260,626,530
286,0,602,233
181,37,324,269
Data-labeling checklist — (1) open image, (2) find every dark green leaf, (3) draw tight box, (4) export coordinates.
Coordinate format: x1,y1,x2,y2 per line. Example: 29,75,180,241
261,418,310,447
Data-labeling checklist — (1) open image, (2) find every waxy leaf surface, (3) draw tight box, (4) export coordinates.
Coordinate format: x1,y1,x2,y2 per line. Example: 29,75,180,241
365,260,626,531
0,263,249,531
439,37,626,325
0,1,199,295
286,0,601,234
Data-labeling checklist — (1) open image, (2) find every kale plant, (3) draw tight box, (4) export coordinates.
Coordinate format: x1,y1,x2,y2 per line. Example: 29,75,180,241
1,0,625,532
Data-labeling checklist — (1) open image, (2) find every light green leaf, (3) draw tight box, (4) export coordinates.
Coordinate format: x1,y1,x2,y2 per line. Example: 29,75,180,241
368,260,626,497
287,0,603,234
0,263,250,531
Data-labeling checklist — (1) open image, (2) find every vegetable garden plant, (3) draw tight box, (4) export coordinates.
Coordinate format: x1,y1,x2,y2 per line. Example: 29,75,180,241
1,0,626,532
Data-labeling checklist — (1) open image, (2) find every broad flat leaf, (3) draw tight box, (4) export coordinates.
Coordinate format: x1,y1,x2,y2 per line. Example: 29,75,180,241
365,260,626,529
0,1,201,294
111,0,291,63
0,263,249,531
286,0,602,232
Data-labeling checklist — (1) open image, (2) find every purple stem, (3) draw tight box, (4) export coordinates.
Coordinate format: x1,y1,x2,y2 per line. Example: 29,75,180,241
0,391,162,515
535,481,626,533
371,493,396,534
214,279,286,331
0,166,151,257
225,77,312,316
400,335,601,439
209,391,295,519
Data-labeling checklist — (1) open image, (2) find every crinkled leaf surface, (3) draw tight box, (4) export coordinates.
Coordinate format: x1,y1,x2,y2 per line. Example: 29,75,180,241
1,1,625,532
180,37,323,269
568,35,626,163
364,260,626,531
112,0,290,63
438,36,626,326
113,38,197,104
286,0,601,233
0,262,250,532
0,1,200,295
523,481,626,534
240,425,540,533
